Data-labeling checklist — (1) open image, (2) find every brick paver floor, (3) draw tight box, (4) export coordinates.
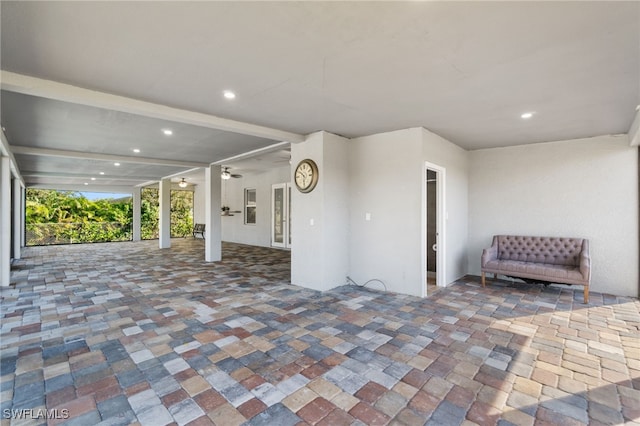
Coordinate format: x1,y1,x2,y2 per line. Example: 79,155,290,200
1,239,639,425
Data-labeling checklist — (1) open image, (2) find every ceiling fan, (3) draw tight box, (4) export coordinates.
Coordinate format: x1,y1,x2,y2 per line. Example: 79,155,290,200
221,166,242,180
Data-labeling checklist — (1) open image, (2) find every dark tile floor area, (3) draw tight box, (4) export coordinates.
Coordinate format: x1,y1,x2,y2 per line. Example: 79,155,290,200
1,239,639,425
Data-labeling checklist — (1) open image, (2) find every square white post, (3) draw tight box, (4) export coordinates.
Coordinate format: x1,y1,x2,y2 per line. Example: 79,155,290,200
132,186,141,241
20,185,26,248
1,157,11,286
159,178,171,248
205,165,222,262
13,178,22,260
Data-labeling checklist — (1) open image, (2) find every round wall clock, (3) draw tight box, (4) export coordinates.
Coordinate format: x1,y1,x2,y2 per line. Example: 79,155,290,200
294,159,319,193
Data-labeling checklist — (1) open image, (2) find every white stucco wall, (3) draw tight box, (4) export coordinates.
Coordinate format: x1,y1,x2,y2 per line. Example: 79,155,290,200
348,128,425,296
468,135,639,297
193,183,205,225
422,128,470,286
321,133,351,289
221,165,291,248
347,127,469,296
291,133,325,289
192,165,290,248
290,132,350,291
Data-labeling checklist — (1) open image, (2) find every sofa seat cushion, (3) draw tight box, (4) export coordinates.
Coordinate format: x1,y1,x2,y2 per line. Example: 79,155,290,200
484,260,584,282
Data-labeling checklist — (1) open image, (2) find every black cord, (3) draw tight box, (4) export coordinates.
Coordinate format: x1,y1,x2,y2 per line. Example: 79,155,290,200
346,276,387,291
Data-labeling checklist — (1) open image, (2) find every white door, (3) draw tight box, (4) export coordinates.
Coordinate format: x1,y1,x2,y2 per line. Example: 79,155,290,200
271,183,291,248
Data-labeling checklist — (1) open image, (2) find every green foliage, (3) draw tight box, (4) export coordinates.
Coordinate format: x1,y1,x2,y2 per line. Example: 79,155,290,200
26,188,194,245
171,190,194,238
26,189,133,245
141,188,159,240
140,188,193,239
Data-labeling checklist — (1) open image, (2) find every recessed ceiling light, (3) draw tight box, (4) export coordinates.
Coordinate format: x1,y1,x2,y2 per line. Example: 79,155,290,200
521,112,534,119
91,177,96,181
133,148,141,153
162,129,173,136
99,172,105,175
84,182,89,186
223,90,236,100
114,162,121,166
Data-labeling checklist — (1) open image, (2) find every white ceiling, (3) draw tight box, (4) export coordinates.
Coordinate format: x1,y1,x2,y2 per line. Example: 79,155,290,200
1,1,638,189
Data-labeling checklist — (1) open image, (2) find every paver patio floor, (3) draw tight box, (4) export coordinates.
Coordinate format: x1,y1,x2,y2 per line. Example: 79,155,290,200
1,239,639,425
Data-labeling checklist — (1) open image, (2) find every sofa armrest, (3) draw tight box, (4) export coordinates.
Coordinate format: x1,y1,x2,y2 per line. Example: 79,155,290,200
481,236,499,268
579,239,591,282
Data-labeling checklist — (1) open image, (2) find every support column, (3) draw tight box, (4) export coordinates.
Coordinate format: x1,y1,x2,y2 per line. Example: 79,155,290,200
13,178,22,260
159,178,171,249
132,186,141,241
205,165,222,262
20,186,26,248
1,157,11,286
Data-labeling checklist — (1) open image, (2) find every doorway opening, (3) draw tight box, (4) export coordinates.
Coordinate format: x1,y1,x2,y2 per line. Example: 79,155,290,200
271,183,291,248
426,169,437,294
422,162,446,297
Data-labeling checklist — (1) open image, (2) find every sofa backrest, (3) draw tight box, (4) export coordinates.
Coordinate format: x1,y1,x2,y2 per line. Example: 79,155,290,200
496,235,584,266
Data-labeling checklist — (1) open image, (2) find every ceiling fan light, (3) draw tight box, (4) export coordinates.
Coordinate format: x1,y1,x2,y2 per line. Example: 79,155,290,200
221,170,231,180
178,178,188,188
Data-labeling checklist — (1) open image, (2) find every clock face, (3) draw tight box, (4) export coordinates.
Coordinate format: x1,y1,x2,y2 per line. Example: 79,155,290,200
295,159,318,193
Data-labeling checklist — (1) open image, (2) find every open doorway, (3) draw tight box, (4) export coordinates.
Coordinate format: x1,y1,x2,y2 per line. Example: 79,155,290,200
422,162,446,297
426,169,437,294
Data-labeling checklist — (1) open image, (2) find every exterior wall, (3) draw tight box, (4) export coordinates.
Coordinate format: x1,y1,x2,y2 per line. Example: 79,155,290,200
347,127,469,296
348,128,425,296
193,166,291,248
422,128,470,287
221,165,291,248
290,132,350,291
192,129,638,300
193,183,206,226
468,135,639,297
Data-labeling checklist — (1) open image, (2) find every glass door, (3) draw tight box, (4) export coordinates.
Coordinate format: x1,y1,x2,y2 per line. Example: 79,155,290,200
271,183,291,248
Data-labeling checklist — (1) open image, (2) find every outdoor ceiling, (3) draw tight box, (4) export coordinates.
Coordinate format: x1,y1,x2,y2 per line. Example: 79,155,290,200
1,1,639,189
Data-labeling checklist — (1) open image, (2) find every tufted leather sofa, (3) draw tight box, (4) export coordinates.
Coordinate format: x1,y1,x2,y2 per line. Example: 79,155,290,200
481,235,591,303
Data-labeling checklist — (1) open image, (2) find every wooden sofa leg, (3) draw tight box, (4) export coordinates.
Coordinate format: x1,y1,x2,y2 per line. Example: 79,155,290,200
584,286,589,304
481,272,486,287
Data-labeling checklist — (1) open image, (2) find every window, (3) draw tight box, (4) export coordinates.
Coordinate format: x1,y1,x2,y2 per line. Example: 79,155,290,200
245,188,256,225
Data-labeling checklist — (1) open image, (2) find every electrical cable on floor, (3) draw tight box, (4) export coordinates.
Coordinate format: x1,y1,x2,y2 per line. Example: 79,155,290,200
346,276,387,291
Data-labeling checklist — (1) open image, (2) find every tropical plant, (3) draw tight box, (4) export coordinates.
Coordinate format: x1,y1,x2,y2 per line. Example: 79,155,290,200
26,188,194,245
140,188,194,239
26,190,133,245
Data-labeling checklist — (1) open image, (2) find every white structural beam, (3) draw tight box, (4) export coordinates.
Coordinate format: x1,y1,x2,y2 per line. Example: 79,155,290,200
21,171,163,182
13,179,22,260
213,141,291,165
28,183,137,193
2,71,305,144
132,186,141,242
0,129,24,186
159,168,203,181
1,157,11,286
204,165,222,262
159,178,171,249
11,146,209,169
